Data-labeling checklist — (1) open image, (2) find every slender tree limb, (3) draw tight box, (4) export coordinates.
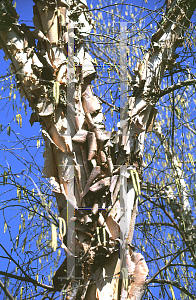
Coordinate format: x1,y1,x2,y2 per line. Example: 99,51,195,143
142,194,196,262
146,248,185,285
179,120,196,135
0,279,15,300
148,278,196,299
88,3,161,13
171,72,175,153
0,271,54,290
94,93,120,112
160,206,196,261
146,248,189,263
0,244,29,278
157,79,196,97
136,222,177,228
169,263,196,268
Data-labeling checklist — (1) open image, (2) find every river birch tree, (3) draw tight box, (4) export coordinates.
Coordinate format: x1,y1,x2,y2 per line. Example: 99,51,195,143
0,0,196,299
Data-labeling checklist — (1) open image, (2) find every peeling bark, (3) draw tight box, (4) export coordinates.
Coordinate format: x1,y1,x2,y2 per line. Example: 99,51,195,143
0,0,195,299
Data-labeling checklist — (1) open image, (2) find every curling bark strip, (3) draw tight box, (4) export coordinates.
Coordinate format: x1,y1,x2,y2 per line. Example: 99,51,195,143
0,0,195,299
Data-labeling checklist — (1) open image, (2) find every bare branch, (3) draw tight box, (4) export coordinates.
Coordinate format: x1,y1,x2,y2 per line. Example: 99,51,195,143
158,79,196,97
0,271,54,290
148,278,196,299
0,280,15,300
146,248,185,285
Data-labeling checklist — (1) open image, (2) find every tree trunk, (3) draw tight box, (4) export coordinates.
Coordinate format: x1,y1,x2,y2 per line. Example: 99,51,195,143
0,0,195,299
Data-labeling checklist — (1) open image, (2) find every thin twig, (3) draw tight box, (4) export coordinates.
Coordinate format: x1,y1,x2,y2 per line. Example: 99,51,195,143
0,280,15,300
146,248,185,284
148,278,196,299
158,78,196,97
0,271,54,290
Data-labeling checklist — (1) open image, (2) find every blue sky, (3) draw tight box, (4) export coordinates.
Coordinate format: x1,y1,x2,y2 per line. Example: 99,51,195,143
0,0,194,299
0,0,164,290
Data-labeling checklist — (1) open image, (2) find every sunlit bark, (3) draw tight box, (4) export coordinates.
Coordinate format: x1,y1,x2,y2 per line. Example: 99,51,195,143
0,0,195,299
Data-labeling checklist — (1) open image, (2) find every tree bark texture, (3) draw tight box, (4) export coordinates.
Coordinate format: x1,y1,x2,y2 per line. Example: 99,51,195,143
0,0,195,299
